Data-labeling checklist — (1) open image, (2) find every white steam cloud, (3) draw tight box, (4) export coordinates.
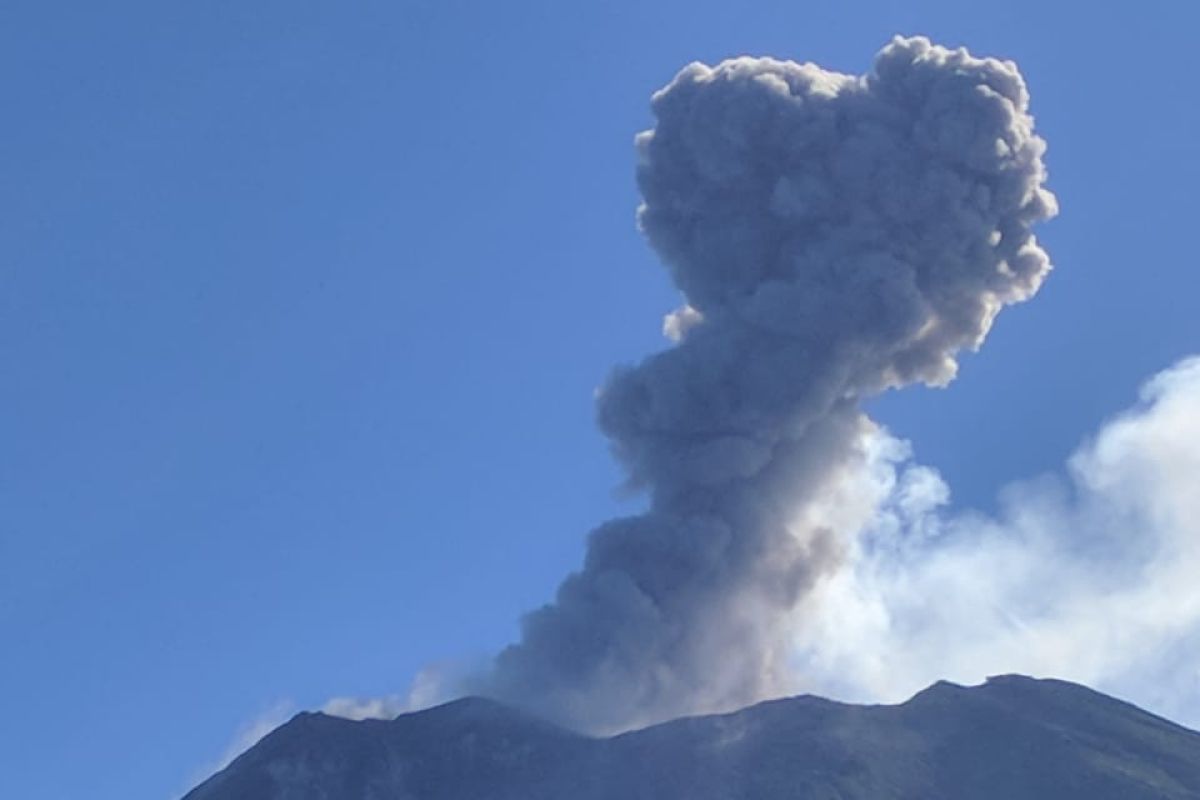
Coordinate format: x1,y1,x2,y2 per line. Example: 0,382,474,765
477,36,1061,732
796,357,1200,728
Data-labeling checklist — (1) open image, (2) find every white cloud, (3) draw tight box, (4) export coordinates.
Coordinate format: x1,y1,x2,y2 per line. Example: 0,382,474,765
320,694,408,721
321,664,453,720
793,357,1200,728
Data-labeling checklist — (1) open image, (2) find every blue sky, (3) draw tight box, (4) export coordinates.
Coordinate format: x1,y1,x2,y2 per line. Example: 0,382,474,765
2,2,1197,798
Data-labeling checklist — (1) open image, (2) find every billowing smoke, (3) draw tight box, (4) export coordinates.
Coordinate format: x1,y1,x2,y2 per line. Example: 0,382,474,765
479,36,1058,733
793,356,1200,730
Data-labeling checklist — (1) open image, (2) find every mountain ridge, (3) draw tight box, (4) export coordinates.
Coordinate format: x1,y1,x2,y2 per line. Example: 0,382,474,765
186,676,1200,799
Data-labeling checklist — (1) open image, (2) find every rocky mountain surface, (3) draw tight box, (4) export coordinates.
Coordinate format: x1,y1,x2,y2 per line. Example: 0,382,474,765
185,675,1200,799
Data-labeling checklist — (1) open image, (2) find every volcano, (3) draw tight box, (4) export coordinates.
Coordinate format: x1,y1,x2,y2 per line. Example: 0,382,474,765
184,675,1200,799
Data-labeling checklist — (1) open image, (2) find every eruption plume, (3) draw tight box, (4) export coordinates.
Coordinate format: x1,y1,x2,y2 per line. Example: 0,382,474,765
482,36,1057,732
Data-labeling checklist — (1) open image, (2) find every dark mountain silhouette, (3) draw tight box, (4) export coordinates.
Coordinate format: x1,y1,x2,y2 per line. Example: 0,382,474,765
185,675,1200,799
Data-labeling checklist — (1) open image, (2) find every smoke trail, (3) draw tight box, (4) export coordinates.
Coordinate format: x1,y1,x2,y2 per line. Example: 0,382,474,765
483,36,1057,732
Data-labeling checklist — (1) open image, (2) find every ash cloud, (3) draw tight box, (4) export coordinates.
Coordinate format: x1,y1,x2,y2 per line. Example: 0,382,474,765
481,36,1057,732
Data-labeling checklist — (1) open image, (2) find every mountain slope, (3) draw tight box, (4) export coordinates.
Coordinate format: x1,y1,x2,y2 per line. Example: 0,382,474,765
185,676,1200,799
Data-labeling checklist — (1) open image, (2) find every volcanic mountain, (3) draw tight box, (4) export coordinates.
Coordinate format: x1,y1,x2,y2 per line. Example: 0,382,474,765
184,675,1200,799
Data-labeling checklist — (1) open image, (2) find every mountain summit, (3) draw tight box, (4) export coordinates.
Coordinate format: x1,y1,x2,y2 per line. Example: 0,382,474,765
185,676,1200,799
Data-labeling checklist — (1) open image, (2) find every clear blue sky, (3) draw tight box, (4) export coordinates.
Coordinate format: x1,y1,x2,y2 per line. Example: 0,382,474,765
2,2,1196,798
